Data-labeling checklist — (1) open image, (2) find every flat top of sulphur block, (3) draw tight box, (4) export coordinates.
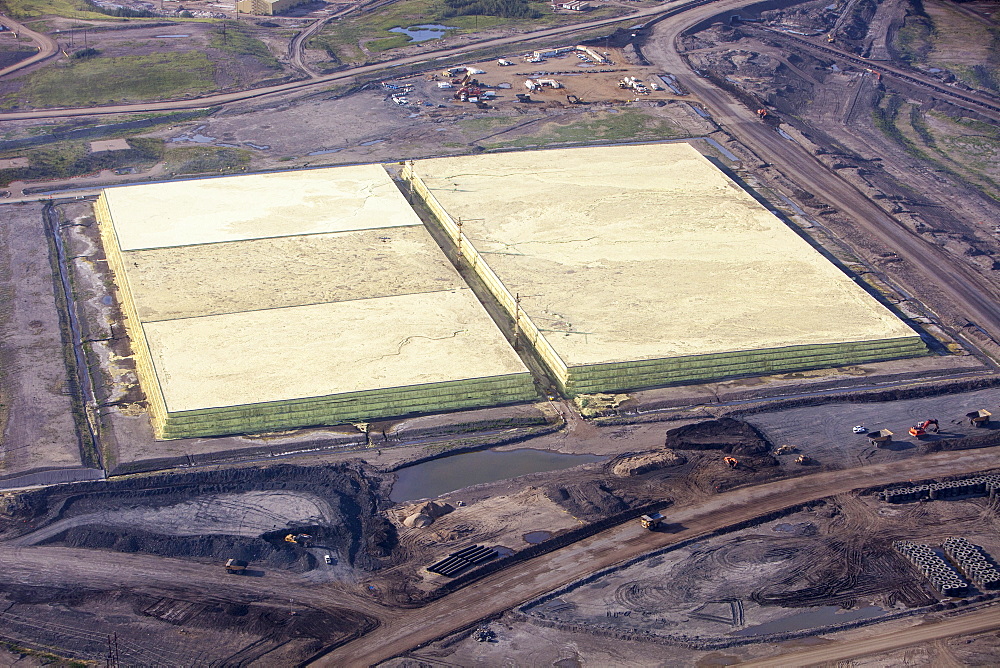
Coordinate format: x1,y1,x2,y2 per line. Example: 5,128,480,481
412,143,917,368
143,288,529,412
123,226,463,321
101,164,420,250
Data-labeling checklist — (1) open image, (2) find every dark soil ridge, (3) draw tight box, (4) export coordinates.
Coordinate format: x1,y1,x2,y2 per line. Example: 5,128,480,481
0,462,397,572
593,374,1000,427
512,497,926,651
0,582,378,665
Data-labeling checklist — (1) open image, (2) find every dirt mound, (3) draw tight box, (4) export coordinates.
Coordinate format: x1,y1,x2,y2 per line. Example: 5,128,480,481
399,500,453,528
612,449,687,477
665,418,773,458
547,481,633,520
1,463,397,572
403,513,433,528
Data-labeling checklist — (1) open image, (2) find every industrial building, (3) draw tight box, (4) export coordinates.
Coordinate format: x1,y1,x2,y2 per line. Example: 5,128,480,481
235,0,304,15
96,165,536,439
403,143,927,396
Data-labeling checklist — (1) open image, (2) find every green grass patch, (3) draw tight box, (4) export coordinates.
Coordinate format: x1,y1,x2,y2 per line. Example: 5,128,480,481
459,116,520,132
210,21,280,69
0,137,164,186
308,0,620,66
5,52,215,108
163,145,251,175
894,4,933,63
0,640,88,667
2,0,109,19
483,110,685,150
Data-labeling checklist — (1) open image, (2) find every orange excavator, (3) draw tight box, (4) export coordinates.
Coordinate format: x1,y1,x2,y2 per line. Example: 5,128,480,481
724,456,739,469
909,419,939,438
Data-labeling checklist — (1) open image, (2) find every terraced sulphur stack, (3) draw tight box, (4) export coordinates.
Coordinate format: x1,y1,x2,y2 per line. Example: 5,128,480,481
96,165,536,439
403,143,927,395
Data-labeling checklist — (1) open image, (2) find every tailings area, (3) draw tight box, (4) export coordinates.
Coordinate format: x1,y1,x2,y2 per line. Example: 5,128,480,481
395,485,1000,666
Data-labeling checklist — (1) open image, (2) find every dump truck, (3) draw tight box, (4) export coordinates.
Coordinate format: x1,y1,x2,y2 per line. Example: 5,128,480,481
867,429,893,447
967,410,992,427
225,558,248,574
640,512,664,530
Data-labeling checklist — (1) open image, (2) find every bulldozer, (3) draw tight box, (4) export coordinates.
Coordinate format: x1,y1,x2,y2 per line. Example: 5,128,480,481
284,533,312,547
908,419,939,438
774,444,797,455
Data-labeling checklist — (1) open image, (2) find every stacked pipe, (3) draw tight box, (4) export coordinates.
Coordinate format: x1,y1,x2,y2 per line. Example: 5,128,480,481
942,537,1000,590
893,540,968,596
879,475,1000,503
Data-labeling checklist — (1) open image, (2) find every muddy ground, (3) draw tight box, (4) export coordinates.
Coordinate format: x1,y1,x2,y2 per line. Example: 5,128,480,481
0,462,395,573
0,202,91,484
677,0,1000,344
396,487,1000,665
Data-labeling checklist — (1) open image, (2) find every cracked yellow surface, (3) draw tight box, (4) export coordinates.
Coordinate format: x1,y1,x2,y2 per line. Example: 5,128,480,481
143,289,527,412
125,227,463,321
413,143,917,367
102,164,420,251
100,164,530,416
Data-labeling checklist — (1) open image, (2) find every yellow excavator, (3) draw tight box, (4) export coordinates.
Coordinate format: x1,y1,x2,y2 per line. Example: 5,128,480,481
284,533,312,547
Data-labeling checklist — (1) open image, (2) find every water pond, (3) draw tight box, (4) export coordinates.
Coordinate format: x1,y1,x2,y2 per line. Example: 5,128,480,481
388,24,456,43
391,448,603,502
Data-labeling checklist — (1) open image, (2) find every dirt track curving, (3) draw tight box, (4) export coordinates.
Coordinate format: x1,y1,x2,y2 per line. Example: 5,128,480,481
316,444,1000,666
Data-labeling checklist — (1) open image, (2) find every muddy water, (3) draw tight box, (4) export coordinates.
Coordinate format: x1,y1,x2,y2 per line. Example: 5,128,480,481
390,449,603,502
731,605,887,636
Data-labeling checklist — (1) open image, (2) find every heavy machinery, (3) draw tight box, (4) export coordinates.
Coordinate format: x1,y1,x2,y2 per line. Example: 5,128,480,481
284,533,312,547
756,108,769,118
867,429,893,447
968,410,992,427
225,558,248,574
795,454,813,465
724,456,739,469
566,94,584,104
640,512,664,530
909,419,939,438
774,444,797,455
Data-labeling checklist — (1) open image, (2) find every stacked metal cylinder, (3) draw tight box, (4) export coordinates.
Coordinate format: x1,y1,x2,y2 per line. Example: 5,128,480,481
942,537,1000,590
893,540,968,596
879,474,1000,503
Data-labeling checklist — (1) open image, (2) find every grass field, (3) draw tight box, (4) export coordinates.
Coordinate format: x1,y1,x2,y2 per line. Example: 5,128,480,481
2,0,109,19
894,0,1000,92
874,91,1000,201
307,0,623,67
4,52,216,108
163,146,252,175
210,22,280,70
0,137,164,186
482,109,687,150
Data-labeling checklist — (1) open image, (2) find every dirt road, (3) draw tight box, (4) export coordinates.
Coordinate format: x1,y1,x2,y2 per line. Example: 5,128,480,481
317,444,1000,666
0,544,387,620
741,605,1000,667
0,0,746,121
642,19,1000,344
0,15,58,78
